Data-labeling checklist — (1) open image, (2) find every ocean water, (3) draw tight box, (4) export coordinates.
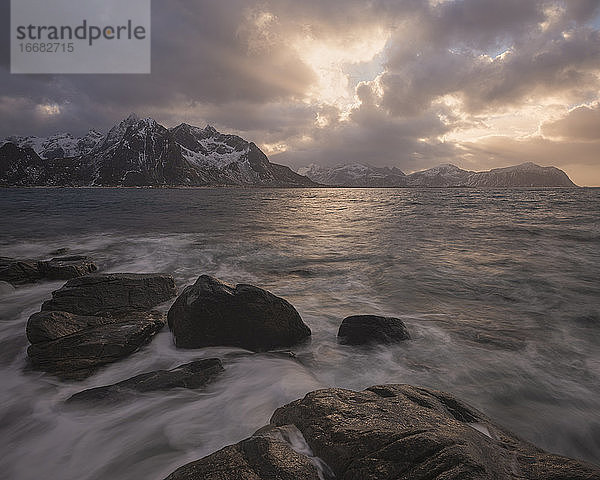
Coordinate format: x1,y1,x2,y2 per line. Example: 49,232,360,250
0,187,599,479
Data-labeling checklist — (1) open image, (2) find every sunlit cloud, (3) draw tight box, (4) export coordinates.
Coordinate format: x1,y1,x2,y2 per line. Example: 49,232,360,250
37,104,62,116
0,0,599,184
292,26,390,111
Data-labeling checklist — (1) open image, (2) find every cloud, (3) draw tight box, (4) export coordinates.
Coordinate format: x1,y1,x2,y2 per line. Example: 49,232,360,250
542,103,600,140
0,0,598,183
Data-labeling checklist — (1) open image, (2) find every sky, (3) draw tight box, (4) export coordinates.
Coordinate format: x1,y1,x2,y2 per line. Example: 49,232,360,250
1,0,599,185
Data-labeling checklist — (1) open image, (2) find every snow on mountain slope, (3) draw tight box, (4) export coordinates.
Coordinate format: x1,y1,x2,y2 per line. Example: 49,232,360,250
300,163,406,187
1,116,317,187
466,162,576,187
406,163,473,187
4,130,103,160
301,162,577,187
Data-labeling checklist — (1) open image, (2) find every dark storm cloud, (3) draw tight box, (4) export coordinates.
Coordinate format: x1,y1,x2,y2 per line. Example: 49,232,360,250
377,1,600,116
0,0,316,136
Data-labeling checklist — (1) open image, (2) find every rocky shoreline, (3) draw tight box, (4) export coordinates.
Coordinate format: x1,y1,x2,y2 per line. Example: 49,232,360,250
3,257,599,479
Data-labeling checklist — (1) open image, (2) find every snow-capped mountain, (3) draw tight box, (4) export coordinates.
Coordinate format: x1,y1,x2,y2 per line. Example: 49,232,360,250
300,162,576,187
405,163,473,187
5,130,103,160
465,162,576,187
299,163,406,187
0,115,316,187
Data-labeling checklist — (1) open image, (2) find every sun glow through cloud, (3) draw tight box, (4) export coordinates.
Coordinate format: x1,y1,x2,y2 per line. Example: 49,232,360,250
293,27,390,110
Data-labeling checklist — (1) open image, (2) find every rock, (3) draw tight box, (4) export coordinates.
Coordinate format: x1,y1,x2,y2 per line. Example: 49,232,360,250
270,384,600,480
0,280,15,295
164,425,325,480
42,273,177,316
0,255,98,286
0,257,42,285
27,273,178,380
67,358,224,403
337,315,410,345
26,311,118,344
27,311,165,380
167,275,311,351
38,255,97,280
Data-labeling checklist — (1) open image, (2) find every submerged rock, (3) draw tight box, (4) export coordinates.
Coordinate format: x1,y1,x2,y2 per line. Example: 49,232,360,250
164,425,325,480
167,275,311,351
67,358,224,403
0,255,98,286
42,273,177,316
38,255,97,280
0,257,42,285
270,384,600,480
27,273,178,380
27,312,165,380
337,315,410,345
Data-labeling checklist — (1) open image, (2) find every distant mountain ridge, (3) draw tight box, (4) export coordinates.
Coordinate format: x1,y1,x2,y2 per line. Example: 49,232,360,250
0,114,316,187
300,162,577,187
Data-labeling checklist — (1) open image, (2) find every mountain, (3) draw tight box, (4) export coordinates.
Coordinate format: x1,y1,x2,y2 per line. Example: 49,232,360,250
300,162,577,187
465,162,576,187
5,130,103,160
299,163,406,187
0,114,316,187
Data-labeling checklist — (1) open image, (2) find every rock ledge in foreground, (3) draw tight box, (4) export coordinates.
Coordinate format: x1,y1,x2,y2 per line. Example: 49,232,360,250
165,425,328,480
165,384,600,480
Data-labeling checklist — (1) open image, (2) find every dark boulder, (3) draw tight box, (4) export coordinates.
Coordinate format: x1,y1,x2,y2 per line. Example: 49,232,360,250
0,255,98,286
42,273,177,316
27,311,165,380
0,257,42,285
270,384,600,480
167,275,311,351
164,425,325,480
38,255,97,280
337,315,410,345
67,358,224,403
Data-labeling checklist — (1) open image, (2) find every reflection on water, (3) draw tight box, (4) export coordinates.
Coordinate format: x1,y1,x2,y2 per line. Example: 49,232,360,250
0,187,599,478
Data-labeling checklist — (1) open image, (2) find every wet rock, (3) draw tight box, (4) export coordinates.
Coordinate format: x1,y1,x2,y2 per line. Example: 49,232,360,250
0,257,42,285
0,255,98,286
42,273,177,316
337,315,410,345
167,275,311,351
38,255,97,280
27,311,165,380
270,384,600,480
26,310,118,344
164,425,324,480
67,358,224,403
27,273,177,380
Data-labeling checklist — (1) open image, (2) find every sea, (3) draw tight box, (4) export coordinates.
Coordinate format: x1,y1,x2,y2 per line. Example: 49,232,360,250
0,187,599,479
